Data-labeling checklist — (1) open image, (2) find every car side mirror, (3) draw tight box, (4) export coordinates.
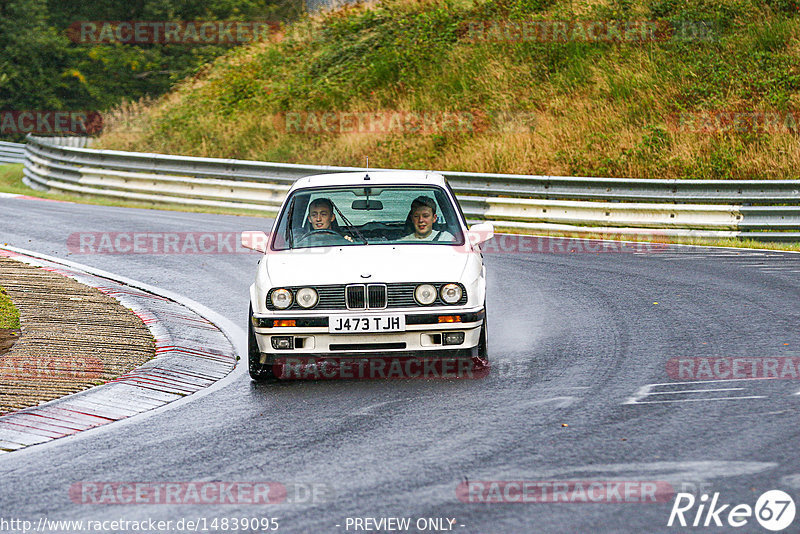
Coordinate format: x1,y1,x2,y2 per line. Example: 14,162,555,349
241,231,269,253
468,222,494,247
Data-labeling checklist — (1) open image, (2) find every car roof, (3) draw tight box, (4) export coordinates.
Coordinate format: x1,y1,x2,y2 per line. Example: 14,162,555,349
289,171,447,192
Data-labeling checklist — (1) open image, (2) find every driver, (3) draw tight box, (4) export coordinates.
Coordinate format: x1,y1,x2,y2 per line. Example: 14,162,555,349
303,197,353,242
307,197,337,231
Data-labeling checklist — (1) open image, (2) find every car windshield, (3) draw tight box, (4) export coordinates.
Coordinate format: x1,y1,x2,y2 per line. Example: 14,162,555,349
271,185,465,250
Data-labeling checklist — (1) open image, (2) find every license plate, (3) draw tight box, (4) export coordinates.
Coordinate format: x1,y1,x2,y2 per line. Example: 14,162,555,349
329,315,405,333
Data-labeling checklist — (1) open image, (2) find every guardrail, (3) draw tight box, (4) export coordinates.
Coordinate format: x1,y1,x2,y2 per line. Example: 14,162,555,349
0,141,26,164
22,135,800,241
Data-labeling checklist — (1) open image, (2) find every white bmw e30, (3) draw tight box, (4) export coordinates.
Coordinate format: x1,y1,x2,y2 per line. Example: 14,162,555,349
240,170,494,380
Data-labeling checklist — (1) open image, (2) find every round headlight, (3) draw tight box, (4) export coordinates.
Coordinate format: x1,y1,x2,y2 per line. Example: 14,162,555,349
440,283,463,304
270,288,293,309
414,284,437,305
296,287,319,308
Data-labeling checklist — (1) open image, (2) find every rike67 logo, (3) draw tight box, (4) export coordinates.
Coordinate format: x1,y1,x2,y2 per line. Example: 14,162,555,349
668,490,796,531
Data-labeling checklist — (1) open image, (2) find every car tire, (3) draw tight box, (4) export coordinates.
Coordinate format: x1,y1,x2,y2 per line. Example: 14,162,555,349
477,304,489,361
248,305,274,381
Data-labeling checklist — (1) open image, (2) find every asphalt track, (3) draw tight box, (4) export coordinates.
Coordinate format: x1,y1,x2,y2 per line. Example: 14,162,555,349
1,196,799,533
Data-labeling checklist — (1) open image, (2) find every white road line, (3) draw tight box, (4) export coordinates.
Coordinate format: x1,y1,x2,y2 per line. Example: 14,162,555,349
629,396,767,404
645,387,744,395
354,398,414,416
623,378,776,405
623,384,656,404
683,260,787,264
665,253,743,257
646,378,778,387
653,254,791,261
744,265,800,268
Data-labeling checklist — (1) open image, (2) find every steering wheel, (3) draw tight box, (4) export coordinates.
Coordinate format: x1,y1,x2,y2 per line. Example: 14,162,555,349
295,229,346,244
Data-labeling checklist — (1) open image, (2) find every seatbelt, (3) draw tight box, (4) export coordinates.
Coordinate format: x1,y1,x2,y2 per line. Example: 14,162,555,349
432,230,443,242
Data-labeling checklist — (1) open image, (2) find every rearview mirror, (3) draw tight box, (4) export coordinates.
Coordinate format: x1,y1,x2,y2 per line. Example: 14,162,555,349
352,199,383,210
240,231,269,253
468,222,494,247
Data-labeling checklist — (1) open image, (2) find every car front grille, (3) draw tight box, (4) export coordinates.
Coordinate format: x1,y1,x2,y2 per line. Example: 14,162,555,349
387,285,417,308
367,284,387,309
344,284,387,309
266,283,467,311
346,285,366,309
315,286,346,308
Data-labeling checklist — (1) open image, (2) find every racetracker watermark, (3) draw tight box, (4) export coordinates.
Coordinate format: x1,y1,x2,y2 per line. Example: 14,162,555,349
0,111,102,135
460,20,717,43
67,21,280,45
456,480,674,503
69,482,330,504
272,110,537,135
667,111,800,134
667,357,800,380
476,234,668,254
272,357,489,380
67,232,262,254
67,232,668,255
1,354,103,381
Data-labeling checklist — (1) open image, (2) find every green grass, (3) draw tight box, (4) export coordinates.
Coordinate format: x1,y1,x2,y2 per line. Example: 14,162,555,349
0,165,32,196
0,286,20,329
493,225,800,252
95,0,800,181
0,164,276,218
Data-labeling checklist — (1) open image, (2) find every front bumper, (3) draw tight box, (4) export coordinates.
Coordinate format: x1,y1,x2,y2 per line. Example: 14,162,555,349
251,307,484,363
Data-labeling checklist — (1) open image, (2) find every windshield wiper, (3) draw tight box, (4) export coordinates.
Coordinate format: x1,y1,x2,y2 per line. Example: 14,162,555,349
332,204,367,244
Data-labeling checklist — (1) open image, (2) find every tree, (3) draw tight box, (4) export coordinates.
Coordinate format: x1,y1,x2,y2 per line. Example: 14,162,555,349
0,0,83,110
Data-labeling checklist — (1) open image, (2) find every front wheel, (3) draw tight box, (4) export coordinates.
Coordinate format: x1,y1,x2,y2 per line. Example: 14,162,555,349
477,305,489,361
248,306,274,381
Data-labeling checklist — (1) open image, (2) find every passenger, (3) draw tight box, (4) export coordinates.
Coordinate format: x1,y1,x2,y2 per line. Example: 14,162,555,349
401,196,454,242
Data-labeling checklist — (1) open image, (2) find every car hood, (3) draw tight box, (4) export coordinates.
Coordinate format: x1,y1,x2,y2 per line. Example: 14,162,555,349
265,245,472,286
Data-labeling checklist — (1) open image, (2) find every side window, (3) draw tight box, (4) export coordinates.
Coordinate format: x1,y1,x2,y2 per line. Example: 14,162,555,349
444,180,468,227
433,189,454,231
271,193,309,250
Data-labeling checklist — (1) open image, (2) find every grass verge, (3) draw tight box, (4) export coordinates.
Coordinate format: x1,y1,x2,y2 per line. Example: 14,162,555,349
97,0,800,181
492,225,800,252
0,164,276,219
0,286,20,329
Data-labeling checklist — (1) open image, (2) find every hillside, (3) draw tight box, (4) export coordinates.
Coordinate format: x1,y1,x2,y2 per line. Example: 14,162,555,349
97,0,800,180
